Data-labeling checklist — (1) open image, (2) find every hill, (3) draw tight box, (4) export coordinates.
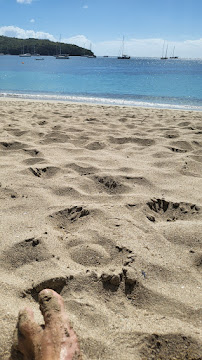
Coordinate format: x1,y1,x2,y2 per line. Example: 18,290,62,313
0,35,94,56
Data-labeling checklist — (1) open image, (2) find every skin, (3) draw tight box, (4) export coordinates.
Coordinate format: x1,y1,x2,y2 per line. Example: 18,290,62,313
12,289,82,360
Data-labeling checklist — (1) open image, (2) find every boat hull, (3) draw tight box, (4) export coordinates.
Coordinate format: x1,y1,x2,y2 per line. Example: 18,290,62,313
55,54,69,59
117,56,130,59
19,53,31,57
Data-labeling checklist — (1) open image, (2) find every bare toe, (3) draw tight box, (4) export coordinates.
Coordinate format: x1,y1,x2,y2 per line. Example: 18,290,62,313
39,289,64,325
14,307,42,359
18,307,41,338
39,289,82,360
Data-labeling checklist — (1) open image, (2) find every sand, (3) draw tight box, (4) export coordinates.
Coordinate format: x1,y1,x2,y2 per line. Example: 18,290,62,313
0,99,201,360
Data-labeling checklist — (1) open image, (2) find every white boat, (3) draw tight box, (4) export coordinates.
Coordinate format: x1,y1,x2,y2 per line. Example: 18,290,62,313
19,53,31,57
117,36,130,59
33,45,41,57
19,44,31,57
55,54,69,59
55,37,69,59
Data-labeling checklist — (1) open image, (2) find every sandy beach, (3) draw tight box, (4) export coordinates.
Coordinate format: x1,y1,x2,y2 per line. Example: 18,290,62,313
0,99,202,359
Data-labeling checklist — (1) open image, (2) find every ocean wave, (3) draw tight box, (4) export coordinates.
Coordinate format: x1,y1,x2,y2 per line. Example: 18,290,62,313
0,91,202,111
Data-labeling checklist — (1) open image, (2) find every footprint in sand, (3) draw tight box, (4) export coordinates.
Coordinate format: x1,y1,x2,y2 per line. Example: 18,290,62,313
109,136,155,146
178,121,191,127
163,131,179,139
100,267,202,327
192,252,202,271
52,186,80,198
28,166,59,178
49,205,93,233
69,244,111,267
23,157,45,165
66,236,134,269
67,163,98,176
42,131,70,144
49,205,136,269
24,276,68,300
167,146,187,153
37,120,47,125
138,333,202,360
49,206,135,269
93,175,130,194
0,185,18,200
0,237,51,269
145,198,200,222
7,129,28,137
23,148,41,156
0,141,28,151
85,141,106,150
49,206,90,230
169,140,193,152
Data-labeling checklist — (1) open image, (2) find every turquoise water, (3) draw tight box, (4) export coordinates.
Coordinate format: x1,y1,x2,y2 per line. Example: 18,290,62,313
0,55,202,110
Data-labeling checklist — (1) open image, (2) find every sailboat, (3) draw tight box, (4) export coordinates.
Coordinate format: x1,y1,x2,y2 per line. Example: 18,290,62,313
55,48,69,59
170,46,178,59
161,41,168,60
117,36,130,59
87,43,96,58
19,53,31,57
56,53,69,59
19,44,31,57
55,37,69,59
33,45,41,57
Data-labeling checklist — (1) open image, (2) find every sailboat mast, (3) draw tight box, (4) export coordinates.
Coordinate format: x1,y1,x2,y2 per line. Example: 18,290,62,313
162,41,165,58
117,36,130,59
59,35,62,55
165,44,168,58
122,36,125,57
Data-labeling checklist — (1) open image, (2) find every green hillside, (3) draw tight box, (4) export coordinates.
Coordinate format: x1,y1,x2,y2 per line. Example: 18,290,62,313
0,35,94,56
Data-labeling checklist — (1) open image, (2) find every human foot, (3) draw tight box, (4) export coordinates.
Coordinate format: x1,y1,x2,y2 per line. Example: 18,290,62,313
12,289,82,360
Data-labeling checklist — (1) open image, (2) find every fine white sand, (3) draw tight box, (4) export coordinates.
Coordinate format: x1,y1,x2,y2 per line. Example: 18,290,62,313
0,99,202,359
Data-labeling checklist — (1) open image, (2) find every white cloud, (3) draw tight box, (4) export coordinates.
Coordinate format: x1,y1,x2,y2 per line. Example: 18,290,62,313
0,26,56,41
17,0,33,4
63,35,90,48
30,19,35,23
83,5,88,9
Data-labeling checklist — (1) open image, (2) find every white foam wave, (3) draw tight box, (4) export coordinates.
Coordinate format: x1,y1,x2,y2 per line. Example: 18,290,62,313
0,92,202,111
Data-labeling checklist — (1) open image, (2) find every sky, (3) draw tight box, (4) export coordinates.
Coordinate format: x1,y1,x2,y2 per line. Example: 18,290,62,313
0,0,202,58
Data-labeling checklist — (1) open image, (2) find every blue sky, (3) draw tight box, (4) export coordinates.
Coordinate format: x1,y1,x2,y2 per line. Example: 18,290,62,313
0,0,202,58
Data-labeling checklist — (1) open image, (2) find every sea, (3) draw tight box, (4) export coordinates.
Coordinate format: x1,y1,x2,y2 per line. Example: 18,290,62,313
0,55,202,111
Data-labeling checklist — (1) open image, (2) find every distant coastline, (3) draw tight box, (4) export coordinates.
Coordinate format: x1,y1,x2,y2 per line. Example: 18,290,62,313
0,35,94,57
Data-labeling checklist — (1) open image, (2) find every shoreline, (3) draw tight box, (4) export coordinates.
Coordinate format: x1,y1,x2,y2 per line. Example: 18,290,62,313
0,94,202,112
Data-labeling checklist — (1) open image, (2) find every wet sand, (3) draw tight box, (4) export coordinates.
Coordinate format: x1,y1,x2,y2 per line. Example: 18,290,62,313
0,99,202,359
